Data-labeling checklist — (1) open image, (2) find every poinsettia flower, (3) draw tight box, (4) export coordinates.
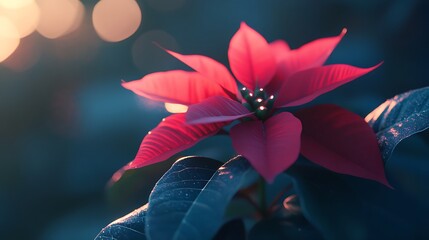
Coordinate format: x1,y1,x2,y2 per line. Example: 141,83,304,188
117,22,388,185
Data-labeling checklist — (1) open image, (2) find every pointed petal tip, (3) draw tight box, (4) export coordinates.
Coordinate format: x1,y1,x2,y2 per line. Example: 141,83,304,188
333,28,347,44
151,41,164,50
378,176,393,189
375,61,384,68
163,47,179,57
150,41,175,55
366,61,384,72
107,166,128,187
385,182,394,189
261,173,276,184
107,162,142,187
151,41,182,57
156,44,186,61
120,80,130,89
240,21,249,28
229,21,276,89
121,80,131,89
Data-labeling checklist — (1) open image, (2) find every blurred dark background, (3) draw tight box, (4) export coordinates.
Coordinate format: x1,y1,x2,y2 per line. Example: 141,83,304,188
0,0,428,239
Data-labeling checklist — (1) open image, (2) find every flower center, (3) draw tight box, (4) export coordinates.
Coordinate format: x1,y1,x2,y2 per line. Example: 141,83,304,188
240,87,276,120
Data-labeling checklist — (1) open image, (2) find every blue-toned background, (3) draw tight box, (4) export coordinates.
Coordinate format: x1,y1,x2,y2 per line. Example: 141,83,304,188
1,0,428,239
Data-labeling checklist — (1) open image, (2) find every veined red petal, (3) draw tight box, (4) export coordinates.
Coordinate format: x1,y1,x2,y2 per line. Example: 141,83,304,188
283,28,346,71
295,104,390,186
128,114,225,169
266,29,346,93
228,22,276,90
111,114,225,184
230,112,302,182
186,96,252,124
165,49,238,97
276,63,381,107
122,70,228,105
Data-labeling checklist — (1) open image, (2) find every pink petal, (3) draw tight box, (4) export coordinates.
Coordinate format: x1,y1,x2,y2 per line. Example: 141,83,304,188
228,22,276,90
111,114,225,184
186,96,252,124
122,70,229,105
295,104,390,186
165,49,238,97
230,112,302,182
266,29,346,93
283,28,346,71
270,40,290,61
276,63,381,107
111,113,226,182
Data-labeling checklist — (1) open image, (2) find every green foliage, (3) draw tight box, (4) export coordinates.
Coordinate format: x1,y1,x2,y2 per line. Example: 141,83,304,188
366,86,429,161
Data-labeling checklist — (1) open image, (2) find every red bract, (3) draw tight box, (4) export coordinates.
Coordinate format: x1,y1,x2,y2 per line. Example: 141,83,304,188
118,22,388,185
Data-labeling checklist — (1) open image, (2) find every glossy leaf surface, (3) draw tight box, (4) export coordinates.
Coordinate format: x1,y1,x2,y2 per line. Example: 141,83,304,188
366,86,429,161
249,215,323,240
213,219,246,240
287,159,429,239
95,204,148,240
146,156,258,240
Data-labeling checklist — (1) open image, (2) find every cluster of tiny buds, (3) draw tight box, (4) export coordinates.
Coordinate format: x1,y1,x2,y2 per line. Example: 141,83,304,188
240,87,276,120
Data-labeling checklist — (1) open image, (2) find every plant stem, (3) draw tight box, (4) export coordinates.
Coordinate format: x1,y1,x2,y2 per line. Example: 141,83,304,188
236,191,261,214
268,183,293,213
258,177,267,217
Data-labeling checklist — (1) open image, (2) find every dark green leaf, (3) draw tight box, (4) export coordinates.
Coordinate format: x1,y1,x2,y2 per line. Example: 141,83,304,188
287,159,429,239
95,204,148,240
213,219,246,240
366,86,429,161
146,156,258,240
384,134,429,208
249,215,322,240
365,86,429,212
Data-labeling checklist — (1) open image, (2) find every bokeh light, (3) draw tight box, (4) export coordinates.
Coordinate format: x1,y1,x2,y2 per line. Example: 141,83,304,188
52,20,99,63
0,0,33,9
36,0,84,39
0,16,20,62
92,0,141,42
0,1,40,38
164,103,188,113
2,36,40,71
